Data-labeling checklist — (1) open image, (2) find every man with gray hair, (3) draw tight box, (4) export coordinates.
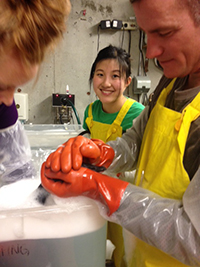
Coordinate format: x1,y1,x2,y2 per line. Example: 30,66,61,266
41,0,200,266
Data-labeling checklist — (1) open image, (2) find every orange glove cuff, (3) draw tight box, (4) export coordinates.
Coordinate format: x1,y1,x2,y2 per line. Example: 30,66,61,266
41,163,128,215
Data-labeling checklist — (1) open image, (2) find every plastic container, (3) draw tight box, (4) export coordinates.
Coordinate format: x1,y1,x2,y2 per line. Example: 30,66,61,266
24,124,84,149
0,199,107,267
0,124,107,267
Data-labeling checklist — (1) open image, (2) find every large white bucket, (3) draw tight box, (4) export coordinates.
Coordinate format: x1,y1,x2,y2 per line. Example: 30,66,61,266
0,124,107,267
0,197,107,267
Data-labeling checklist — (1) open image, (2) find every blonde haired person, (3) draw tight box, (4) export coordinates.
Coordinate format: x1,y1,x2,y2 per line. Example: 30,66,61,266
0,0,70,185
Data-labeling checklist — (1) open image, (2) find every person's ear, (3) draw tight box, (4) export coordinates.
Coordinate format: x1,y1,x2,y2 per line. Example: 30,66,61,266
126,76,132,87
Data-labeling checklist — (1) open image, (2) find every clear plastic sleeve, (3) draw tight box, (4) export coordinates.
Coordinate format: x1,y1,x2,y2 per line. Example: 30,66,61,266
0,121,36,186
98,167,200,266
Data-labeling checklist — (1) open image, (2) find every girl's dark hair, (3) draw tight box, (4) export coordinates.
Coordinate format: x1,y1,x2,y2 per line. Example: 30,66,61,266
89,45,131,86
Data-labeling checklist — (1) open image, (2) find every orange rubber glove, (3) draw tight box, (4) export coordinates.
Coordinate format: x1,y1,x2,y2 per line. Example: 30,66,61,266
45,136,115,173
41,163,128,215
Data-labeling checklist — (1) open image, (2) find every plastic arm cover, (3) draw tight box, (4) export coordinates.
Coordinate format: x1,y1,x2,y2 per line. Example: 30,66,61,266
107,107,148,174
100,166,200,266
0,120,36,186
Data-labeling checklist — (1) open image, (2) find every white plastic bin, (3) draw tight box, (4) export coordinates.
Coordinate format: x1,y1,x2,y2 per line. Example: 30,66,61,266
0,124,107,267
0,199,107,267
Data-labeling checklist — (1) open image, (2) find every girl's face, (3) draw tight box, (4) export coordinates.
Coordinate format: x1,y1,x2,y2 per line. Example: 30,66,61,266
0,48,39,106
93,59,131,109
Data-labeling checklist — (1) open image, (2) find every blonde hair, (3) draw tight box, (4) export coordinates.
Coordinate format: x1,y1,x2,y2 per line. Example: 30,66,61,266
0,0,71,65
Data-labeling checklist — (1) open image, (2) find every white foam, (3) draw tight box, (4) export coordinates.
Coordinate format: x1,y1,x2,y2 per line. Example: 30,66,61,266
0,179,105,242
0,179,41,210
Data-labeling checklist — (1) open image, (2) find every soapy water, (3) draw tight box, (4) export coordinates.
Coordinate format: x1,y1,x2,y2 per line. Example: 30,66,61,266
0,147,53,210
0,144,106,234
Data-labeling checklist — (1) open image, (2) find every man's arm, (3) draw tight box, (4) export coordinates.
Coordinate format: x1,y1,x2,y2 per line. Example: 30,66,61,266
108,166,200,266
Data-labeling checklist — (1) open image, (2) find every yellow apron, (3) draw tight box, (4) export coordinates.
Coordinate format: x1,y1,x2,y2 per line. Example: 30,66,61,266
85,98,135,143
132,78,200,267
86,98,135,267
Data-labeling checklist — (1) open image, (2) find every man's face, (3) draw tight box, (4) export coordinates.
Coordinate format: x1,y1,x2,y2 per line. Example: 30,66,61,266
0,49,39,106
132,0,200,78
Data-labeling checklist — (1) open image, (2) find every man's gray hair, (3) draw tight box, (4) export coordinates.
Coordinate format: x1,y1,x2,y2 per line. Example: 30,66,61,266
186,0,200,25
129,0,200,26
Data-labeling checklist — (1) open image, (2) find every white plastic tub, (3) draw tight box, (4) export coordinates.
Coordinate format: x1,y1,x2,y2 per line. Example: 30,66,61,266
0,198,107,267
0,124,107,267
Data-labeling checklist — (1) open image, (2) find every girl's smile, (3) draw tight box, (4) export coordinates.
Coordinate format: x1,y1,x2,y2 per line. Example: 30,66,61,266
93,59,131,113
